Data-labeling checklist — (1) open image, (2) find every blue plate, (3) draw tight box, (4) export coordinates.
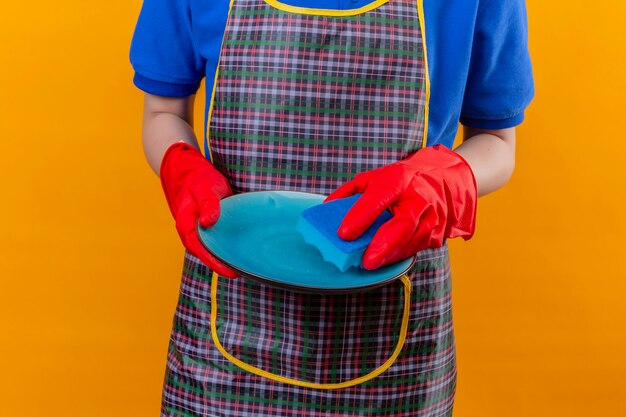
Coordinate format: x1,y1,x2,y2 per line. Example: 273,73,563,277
197,191,415,294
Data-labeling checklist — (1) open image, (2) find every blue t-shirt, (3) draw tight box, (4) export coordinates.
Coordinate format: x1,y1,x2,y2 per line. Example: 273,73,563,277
129,0,534,151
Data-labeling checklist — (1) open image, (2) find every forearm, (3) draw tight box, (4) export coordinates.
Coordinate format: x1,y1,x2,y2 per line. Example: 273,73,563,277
141,93,200,176
454,126,516,197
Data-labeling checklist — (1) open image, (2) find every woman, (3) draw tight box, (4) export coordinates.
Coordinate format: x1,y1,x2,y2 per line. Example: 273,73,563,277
130,0,534,415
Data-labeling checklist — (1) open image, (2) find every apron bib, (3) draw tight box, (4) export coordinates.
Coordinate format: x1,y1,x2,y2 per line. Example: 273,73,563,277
162,0,456,415
206,0,429,195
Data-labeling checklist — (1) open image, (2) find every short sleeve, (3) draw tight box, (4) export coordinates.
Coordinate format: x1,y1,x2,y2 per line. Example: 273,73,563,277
460,0,535,129
129,0,206,97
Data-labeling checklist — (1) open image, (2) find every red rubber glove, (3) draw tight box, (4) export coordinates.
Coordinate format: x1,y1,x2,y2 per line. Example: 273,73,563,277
159,142,238,278
324,144,477,270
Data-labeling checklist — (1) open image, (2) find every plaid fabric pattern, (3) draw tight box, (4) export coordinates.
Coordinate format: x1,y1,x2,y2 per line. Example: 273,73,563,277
162,0,457,415
162,248,456,416
208,0,428,195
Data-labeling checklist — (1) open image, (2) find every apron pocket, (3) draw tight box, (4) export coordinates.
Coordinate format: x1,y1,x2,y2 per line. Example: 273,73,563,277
211,271,408,387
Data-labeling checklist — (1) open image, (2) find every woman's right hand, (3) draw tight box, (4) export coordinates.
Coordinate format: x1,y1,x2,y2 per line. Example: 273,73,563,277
159,141,239,278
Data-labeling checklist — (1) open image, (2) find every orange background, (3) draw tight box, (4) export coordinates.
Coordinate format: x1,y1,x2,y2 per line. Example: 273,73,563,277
1,1,625,416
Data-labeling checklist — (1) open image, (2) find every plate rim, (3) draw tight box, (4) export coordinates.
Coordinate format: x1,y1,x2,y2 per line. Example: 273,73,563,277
196,190,416,294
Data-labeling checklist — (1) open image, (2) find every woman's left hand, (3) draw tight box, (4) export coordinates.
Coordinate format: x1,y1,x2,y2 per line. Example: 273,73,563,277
324,144,478,270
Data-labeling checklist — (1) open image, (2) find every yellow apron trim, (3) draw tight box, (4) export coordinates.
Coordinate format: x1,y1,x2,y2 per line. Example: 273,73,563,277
263,0,389,17
206,0,236,163
417,0,430,148
210,272,412,389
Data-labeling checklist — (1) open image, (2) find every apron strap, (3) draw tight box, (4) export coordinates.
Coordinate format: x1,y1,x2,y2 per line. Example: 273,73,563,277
210,271,412,389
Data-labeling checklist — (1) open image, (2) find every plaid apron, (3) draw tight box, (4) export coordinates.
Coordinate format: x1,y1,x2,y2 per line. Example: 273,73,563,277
161,0,456,415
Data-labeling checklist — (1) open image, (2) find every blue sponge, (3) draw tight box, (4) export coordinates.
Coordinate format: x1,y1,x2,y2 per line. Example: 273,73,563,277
296,194,392,272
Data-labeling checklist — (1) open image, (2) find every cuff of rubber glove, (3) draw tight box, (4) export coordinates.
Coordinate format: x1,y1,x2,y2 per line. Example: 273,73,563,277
159,141,194,178
159,141,234,200
447,147,478,241
158,141,196,219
